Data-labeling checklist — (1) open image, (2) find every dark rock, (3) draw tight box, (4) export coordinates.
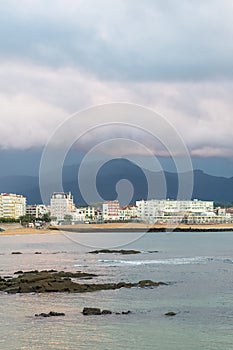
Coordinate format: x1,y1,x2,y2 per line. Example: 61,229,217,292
48,311,65,316
35,311,65,317
55,271,97,279
116,282,128,288
35,313,50,317
89,249,141,255
165,312,176,316
0,270,167,294
122,310,131,315
82,308,112,315
101,310,112,315
138,280,167,288
3,286,21,293
82,307,101,315
42,269,57,273
22,270,39,274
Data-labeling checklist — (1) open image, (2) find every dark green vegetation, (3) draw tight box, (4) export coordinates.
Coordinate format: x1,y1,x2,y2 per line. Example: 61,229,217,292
19,213,52,226
0,218,19,223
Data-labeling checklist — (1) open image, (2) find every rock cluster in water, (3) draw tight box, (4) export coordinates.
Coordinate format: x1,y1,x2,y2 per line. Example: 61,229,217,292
165,311,177,316
82,307,131,315
88,249,141,255
35,311,65,317
0,270,167,294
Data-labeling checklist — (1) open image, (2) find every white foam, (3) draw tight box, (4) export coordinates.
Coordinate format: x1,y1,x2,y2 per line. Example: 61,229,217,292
97,256,209,266
74,256,233,267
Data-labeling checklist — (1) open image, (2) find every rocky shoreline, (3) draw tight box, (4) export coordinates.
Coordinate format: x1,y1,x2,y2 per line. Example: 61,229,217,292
0,270,167,294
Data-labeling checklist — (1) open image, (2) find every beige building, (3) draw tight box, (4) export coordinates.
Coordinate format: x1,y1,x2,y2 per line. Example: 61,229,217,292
0,193,26,219
50,192,75,222
119,205,138,221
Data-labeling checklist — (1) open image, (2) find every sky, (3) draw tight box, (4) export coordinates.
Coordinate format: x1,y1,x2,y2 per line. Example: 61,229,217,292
0,0,233,176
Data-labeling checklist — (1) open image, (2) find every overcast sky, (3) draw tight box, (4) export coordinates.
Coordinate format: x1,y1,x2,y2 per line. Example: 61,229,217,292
0,0,233,160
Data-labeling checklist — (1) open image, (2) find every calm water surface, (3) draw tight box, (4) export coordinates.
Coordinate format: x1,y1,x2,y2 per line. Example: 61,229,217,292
0,231,233,350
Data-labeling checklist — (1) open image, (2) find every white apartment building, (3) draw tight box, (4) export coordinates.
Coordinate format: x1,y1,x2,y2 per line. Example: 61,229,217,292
85,206,102,221
26,204,49,218
85,206,96,219
119,205,138,221
50,192,75,222
136,199,214,223
0,193,26,219
71,206,102,223
71,207,86,222
186,213,233,224
102,200,120,221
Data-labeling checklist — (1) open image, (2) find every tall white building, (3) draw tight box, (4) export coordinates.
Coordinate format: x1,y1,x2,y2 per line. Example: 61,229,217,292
50,192,75,222
0,193,26,219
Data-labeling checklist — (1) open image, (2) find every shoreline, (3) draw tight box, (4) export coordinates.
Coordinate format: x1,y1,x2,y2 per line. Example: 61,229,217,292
61,223,233,233
0,222,233,236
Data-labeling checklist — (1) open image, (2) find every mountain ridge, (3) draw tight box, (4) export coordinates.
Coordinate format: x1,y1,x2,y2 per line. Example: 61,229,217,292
0,160,232,205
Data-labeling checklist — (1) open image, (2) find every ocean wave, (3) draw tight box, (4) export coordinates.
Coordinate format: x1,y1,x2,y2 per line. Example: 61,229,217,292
96,257,209,266
222,258,233,264
74,256,233,267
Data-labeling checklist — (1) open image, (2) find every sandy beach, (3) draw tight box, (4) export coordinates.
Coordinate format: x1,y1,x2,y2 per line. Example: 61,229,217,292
1,222,233,236
0,227,53,236
0,223,54,236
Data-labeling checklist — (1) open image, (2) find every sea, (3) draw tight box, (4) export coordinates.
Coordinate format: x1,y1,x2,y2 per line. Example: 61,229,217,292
0,230,233,350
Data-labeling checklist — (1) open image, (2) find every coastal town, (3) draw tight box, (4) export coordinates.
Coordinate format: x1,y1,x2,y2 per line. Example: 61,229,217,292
0,191,233,228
